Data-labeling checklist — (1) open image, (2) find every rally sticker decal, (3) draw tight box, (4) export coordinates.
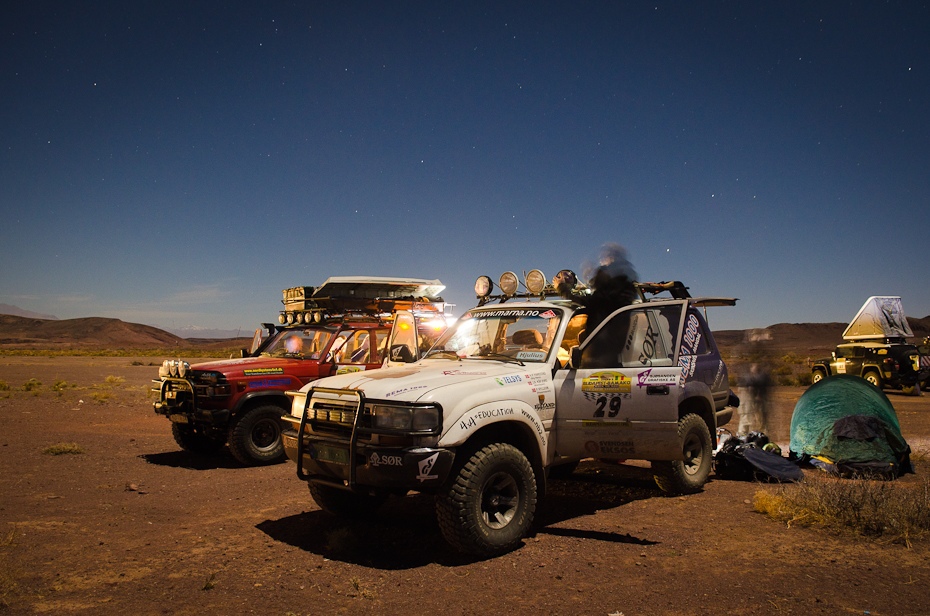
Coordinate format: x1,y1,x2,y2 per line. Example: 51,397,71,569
582,371,632,393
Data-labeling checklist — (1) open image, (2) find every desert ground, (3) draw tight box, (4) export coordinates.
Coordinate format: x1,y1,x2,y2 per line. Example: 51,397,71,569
1,355,929,615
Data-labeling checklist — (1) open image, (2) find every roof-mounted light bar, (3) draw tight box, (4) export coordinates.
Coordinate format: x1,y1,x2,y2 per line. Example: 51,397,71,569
475,268,585,305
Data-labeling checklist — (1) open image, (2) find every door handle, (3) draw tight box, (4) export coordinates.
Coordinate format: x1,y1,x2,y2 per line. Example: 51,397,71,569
646,385,669,395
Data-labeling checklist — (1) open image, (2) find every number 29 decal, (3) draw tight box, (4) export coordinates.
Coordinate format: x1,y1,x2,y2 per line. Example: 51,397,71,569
593,395,622,418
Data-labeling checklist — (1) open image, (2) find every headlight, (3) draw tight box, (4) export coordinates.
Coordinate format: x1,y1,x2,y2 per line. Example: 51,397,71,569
178,361,191,378
289,391,308,418
369,404,440,432
169,360,180,377
159,360,170,379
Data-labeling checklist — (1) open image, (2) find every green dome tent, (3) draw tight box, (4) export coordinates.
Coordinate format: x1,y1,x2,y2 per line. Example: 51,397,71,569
789,375,912,478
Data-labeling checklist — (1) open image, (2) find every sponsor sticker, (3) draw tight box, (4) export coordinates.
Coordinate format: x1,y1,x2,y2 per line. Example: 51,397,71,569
385,385,429,398
584,440,636,455
336,366,366,375
248,378,291,388
635,369,676,388
416,453,440,482
495,375,524,386
368,452,403,467
582,371,632,393
243,368,284,376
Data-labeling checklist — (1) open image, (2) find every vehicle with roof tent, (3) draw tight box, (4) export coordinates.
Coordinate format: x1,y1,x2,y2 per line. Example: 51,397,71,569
810,296,927,395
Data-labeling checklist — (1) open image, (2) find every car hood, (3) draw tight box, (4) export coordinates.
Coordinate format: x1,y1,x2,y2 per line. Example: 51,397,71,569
301,358,537,402
190,356,308,377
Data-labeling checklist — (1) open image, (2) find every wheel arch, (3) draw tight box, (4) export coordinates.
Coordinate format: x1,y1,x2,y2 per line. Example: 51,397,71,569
454,420,547,499
678,393,716,447
232,391,290,417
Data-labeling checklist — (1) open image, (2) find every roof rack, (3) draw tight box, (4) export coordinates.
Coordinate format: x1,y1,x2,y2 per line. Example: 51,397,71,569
279,277,445,325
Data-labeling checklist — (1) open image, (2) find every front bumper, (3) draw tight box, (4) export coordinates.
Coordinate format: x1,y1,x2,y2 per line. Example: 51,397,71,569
152,378,230,426
281,425,455,491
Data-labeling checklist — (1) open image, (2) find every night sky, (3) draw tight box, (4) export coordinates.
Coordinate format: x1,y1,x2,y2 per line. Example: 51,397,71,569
3,2,928,335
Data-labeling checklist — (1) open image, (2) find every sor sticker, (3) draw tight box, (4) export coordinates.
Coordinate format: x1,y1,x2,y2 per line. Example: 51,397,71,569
582,371,632,393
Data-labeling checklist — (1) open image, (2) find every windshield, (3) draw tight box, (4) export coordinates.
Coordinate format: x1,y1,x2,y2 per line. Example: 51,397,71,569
260,328,333,359
425,307,564,363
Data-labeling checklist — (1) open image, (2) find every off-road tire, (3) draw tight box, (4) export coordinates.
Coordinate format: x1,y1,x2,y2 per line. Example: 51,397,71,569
307,482,388,517
171,423,225,455
902,384,919,396
227,405,286,465
863,370,882,389
811,369,827,384
435,443,537,556
652,413,713,495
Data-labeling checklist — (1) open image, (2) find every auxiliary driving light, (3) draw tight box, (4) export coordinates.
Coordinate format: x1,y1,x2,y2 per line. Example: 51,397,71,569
499,271,518,296
474,275,493,298
525,269,546,294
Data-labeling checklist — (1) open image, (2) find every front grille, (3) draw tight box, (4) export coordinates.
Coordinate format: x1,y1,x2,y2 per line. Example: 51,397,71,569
308,398,359,427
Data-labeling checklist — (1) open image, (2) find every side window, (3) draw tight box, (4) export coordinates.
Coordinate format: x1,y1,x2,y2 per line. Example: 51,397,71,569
580,305,681,369
558,314,588,366
388,313,419,363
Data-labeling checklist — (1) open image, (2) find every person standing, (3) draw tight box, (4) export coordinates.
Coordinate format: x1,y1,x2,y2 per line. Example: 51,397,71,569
738,363,771,436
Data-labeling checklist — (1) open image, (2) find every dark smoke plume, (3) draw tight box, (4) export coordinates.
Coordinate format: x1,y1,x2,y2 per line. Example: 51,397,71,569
557,243,639,334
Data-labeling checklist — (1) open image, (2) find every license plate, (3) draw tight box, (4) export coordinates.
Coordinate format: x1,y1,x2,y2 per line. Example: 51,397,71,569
313,444,349,465
168,414,189,424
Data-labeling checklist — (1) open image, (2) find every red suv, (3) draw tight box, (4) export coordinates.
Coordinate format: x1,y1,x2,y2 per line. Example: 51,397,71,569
153,277,446,465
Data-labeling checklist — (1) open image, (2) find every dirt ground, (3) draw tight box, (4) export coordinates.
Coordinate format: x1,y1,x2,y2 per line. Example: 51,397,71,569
1,356,928,616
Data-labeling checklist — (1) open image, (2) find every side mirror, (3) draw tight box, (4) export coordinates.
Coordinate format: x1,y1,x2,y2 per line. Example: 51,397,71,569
240,348,250,358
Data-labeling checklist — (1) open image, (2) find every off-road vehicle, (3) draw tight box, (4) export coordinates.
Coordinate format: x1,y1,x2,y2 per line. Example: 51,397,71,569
810,296,927,395
153,277,447,465
283,269,738,555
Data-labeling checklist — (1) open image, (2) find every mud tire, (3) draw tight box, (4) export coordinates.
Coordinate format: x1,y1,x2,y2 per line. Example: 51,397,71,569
863,370,882,389
811,370,827,384
652,413,713,495
171,423,225,455
435,443,537,556
228,405,285,466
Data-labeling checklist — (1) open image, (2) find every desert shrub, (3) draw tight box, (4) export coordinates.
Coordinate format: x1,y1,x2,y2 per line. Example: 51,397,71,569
90,391,111,404
0,381,9,391
51,379,76,393
42,442,84,455
22,378,41,392
754,473,930,546
104,375,125,386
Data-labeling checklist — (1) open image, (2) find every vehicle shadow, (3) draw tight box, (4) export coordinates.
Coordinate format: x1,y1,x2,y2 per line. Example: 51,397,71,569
139,450,250,470
536,460,662,545
256,460,661,567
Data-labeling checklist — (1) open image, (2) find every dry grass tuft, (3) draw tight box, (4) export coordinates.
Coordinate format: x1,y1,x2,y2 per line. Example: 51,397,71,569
755,473,930,546
42,442,84,456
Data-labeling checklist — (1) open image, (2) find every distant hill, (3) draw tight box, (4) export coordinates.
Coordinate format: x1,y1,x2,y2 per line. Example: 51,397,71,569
715,316,930,360
0,314,187,349
0,304,58,320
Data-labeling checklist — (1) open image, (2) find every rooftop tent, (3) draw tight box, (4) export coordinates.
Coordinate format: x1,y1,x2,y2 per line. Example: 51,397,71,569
843,295,913,341
789,375,913,478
